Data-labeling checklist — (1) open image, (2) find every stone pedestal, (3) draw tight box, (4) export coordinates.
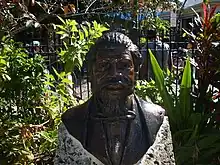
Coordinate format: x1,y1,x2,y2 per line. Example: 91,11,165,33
137,116,176,165
54,116,175,165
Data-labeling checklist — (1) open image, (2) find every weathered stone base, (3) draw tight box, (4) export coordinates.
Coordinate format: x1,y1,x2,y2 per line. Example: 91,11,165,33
54,116,175,165
137,116,176,165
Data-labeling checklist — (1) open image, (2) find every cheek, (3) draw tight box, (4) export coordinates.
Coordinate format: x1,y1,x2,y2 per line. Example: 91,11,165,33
128,68,135,81
93,72,107,85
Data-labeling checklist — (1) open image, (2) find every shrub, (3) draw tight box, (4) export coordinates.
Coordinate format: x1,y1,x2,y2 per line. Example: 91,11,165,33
148,49,220,165
0,19,108,164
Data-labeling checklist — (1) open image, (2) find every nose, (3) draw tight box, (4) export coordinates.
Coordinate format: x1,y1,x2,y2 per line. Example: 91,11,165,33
109,62,117,76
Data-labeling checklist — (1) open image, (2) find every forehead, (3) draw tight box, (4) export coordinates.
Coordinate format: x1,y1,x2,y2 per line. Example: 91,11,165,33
96,45,132,60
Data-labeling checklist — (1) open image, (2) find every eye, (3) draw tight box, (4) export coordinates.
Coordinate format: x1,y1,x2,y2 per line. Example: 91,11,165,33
97,61,109,71
118,60,132,69
123,63,130,68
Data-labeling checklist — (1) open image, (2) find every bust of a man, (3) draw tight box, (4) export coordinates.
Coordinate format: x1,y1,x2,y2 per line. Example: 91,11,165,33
54,32,173,165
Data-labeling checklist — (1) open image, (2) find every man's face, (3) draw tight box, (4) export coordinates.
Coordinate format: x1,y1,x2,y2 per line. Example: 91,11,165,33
91,46,135,97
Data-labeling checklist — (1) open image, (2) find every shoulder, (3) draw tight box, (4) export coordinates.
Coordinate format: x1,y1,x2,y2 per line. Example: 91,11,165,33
55,123,104,165
61,99,90,142
61,100,89,121
137,96,165,119
136,96,166,139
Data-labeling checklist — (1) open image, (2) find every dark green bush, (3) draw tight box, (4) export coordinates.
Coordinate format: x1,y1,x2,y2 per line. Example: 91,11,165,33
0,19,108,164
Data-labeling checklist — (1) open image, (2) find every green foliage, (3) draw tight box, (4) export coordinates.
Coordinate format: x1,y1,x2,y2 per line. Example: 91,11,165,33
0,37,47,164
181,6,220,163
148,49,220,165
140,17,170,36
149,49,175,123
135,68,176,107
36,69,81,161
183,3,220,114
0,37,47,124
0,37,80,164
135,79,162,104
55,17,108,73
0,16,108,164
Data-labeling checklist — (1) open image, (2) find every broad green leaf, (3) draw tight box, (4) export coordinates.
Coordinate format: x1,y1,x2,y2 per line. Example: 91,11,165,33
197,135,220,150
60,34,69,40
149,49,175,124
59,72,66,78
179,58,192,120
57,16,66,24
187,124,199,145
198,143,220,163
203,0,209,5
0,58,6,65
181,58,191,88
45,74,55,80
188,113,202,129
175,145,196,165
100,26,109,32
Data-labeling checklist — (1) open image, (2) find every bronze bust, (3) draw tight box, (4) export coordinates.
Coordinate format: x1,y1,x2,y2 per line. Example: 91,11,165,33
54,32,167,165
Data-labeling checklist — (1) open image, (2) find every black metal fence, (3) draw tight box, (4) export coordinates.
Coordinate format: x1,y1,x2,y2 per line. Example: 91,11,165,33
15,26,193,100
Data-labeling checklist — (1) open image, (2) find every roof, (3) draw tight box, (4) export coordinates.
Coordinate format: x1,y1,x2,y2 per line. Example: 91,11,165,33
184,0,220,9
184,0,203,9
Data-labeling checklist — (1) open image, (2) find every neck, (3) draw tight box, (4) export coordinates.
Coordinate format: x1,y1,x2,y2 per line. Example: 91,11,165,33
94,93,134,117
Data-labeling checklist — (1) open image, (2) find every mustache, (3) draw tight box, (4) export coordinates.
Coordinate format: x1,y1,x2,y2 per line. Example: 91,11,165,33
99,76,132,89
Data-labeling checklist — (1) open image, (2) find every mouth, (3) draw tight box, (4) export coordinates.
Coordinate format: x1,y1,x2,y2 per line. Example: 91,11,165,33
105,84,125,90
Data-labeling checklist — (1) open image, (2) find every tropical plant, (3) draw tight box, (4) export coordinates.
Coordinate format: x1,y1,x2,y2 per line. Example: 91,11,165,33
0,36,79,164
140,17,170,36
183,2,220,114
0,37,47,124
135,79,162,104
135,69,176,105
0,37,48,164
0,16,108,164
0,68,80,165
34,69,82,164
149,49,220,165
55,17,108,73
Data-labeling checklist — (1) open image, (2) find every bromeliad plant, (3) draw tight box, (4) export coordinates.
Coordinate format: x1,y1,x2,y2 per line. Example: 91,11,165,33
149,49,220,165
183,2,220,114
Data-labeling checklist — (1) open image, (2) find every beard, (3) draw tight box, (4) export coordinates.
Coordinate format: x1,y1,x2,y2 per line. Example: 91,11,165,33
92,74,134,117
95,89,133,117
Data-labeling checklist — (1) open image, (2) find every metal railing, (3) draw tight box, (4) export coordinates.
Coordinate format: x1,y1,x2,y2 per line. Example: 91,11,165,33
14,27,192,100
